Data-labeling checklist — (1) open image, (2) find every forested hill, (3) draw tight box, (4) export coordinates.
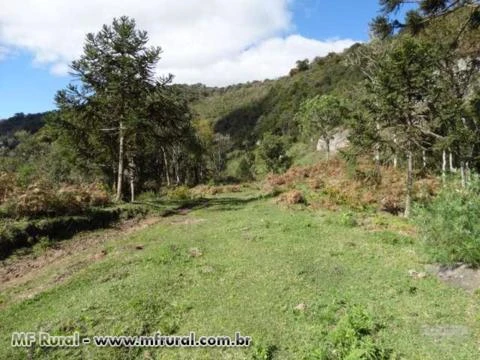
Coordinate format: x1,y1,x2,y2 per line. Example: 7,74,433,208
0,112,47,136
1,43,362,151
186,44,363,148
0,112,48,149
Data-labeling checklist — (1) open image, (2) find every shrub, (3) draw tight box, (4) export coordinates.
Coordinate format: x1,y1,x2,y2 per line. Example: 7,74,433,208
339,211,358,227
0,182,110,219
277,190,305,205
256,133,291,174
319,306,395,360
414,180,480,266
0,173,15,204
166,186,191,201
136,191,158,202
235,155,255,181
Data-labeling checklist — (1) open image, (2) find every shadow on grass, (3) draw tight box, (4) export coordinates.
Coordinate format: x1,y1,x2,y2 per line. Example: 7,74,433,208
1,193,273,260
135,193,274,217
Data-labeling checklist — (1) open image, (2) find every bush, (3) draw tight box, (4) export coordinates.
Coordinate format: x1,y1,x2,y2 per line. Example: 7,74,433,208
166,186,191,201
0,178,110,219
235,155,255,181
276,190,305,205
11,183,109,218
256,133,291,174
136,191,158,202
414,180,480,266
318,306,395,360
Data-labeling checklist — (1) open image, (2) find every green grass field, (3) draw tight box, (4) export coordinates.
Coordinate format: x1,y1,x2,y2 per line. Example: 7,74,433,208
1,191,479,359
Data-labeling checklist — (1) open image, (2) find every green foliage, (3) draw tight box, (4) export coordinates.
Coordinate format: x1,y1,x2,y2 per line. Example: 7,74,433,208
166,186,192,201
53,16,199,200
256,133,291,174
414,178,480,266
135,191,158,202
0,205,149,259
374,0,480,38
225,151,255,181
296,94,347,157
191,47,362,148
235,155,255,181
320,306,394,360
0,112,46,142
252,343,277,360
339,211,358,227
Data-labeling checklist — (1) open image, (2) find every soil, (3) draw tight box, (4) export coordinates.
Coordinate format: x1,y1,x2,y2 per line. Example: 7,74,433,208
425,264,480,293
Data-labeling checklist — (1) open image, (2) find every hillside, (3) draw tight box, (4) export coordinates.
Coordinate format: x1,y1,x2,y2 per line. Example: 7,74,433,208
0,112,48,150
0,112,47,136
189,45,363,148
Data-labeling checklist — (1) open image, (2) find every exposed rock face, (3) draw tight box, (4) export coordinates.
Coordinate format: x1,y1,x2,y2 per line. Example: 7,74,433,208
316,129,349,153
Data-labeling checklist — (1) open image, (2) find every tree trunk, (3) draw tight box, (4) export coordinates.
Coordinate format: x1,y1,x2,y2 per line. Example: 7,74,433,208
442,150,447,185
129,157,135,202
449,152,456,173
422,150,427,169
404,150,413,218
374,122,380,166
325,138,330,161
162,147,170,186
115,122,125,202
393,134,398,168
460,161,466,188
466,161,471,186
173,150,180,185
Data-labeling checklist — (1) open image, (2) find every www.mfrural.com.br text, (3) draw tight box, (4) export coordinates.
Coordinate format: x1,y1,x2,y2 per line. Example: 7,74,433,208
11,331,252,348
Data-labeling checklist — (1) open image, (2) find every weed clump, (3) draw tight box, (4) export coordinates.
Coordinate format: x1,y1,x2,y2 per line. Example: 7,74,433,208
415,180,480,267
277,190,305,205
317,306,397,359
0,181,110,219
166,186,192,200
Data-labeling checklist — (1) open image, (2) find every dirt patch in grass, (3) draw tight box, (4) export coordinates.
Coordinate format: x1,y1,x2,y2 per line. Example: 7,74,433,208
169,217,206,225
191,184,243,196
426,264,480,293
421,325,470,341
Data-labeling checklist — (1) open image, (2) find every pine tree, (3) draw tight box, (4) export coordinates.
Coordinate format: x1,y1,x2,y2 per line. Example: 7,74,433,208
53,17,191,201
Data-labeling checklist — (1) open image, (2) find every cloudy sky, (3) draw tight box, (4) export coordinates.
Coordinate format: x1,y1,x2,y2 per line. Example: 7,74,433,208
0,0,384,118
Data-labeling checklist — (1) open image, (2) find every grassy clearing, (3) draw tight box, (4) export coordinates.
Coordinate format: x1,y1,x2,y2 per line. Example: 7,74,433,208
0,191,479,359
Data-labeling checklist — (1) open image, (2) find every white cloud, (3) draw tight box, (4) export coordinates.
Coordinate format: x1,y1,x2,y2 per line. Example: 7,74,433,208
0,46,11,61
163,35,357,86
0,0,359,85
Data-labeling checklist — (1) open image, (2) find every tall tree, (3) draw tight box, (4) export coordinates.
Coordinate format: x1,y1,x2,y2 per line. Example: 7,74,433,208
296,94,346,160
53,16,187,201
371,0,480,39
365,37,439,217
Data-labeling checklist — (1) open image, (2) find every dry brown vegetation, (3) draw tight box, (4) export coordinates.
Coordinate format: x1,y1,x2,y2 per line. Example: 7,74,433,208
276,190,305,205
265,157,439,213
0,174,110,218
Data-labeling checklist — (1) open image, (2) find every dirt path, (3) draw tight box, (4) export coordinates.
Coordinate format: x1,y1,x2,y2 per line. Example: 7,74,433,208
0,215,164,295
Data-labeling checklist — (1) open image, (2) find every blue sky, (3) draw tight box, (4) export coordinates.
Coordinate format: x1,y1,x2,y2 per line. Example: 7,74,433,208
0,0,387,119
